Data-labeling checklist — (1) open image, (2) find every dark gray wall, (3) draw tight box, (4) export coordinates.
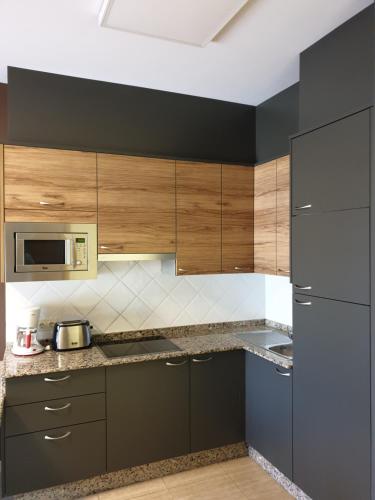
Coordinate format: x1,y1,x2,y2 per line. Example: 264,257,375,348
299,4,374,130
0,83,7,143
256,82,299,164
7,67,256,165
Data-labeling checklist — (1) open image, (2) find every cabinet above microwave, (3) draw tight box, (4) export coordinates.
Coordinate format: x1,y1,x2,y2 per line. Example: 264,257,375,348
4,223,97,282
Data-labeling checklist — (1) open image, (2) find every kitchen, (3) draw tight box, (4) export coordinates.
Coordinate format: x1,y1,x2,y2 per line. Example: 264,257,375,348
0,1,373,499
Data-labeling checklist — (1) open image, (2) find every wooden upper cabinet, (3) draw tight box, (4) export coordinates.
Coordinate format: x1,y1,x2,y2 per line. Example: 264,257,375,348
276,156,290,276
222,165,254,273
254,160,277,275
97,154,176,254
4,145,97,222
176,161,221,275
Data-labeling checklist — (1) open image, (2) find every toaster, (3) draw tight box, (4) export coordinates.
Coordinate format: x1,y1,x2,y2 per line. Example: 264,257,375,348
52,319,92,351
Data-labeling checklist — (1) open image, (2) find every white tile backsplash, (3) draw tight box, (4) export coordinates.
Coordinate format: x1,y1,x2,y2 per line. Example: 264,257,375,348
265,275,293,326
6,261,266,340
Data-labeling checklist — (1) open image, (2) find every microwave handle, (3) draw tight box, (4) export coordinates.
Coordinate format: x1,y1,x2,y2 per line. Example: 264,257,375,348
65,239,73,266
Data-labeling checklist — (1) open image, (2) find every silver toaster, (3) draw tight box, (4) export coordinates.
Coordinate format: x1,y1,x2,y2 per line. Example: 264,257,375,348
52,319,92,351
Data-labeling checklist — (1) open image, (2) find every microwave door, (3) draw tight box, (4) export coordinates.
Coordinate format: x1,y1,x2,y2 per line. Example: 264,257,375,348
15,234,73,272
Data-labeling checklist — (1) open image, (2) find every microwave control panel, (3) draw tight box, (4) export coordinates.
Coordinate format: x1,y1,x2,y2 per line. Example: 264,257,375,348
73,237,88,269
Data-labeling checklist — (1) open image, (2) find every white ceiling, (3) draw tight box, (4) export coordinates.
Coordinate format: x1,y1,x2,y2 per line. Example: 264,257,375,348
0,0,372,105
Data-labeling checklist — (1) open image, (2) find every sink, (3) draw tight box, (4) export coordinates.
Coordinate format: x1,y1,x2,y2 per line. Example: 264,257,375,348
267,344,293,359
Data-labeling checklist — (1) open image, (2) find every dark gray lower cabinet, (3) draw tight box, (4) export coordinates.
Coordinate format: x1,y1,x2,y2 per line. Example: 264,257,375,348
106,357,190,471
245,352,292,479
293,295,371,500
190,350,244,452
5,420,106,495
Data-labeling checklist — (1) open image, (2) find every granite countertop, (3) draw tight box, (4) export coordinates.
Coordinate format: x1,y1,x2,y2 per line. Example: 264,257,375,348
2,321,292,379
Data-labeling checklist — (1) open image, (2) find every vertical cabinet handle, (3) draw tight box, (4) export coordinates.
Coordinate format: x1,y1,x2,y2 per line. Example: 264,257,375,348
44,375,71,383
294,299,312,306
275,368,291,377
192,356,213,363
44,431,71,441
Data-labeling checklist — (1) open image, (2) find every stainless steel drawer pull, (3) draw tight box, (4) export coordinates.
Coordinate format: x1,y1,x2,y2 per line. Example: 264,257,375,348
44,375,71,383
166,360,188,367
295,299,312,306
44,431,71,441
178,268,188,272
275,368,291,377
294,284,312,290
100,245,109,249
192,356,213,363
44,403,71,412
39,201,64,207
234,267,243,271
295,204,312,210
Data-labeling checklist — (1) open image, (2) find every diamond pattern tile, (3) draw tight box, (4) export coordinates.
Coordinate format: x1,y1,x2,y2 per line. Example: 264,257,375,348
6,261,268,339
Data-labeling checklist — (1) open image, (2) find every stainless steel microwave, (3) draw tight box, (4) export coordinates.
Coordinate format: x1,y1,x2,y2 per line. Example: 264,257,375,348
5,223,97,282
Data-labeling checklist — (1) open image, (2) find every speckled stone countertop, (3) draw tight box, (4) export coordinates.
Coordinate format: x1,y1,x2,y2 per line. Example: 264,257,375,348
2,320,292,379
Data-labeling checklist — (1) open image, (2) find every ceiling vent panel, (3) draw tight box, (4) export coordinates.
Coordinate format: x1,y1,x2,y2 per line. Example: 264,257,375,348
99,0,249,47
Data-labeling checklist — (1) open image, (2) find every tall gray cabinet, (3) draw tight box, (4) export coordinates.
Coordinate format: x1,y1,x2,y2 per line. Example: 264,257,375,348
291,108,372,500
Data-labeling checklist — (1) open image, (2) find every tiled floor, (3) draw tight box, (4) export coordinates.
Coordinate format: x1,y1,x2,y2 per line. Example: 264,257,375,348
83,457,292,500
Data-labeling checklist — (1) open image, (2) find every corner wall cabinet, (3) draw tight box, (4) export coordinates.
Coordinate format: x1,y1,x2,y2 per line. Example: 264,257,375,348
254,156,290,276
222,165,254,274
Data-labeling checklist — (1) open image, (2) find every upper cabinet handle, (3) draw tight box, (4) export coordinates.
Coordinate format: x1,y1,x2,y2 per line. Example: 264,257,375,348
44,403,71,412
295,299,312,306
99,245,109,249
192,356,213,363
44,375,71,383
294,284,312,290
166,360,188,367
178,268,188,272
275,368,291,377
234,267,242,271
295,204,312,210
44,431,71,441
39,201,65,207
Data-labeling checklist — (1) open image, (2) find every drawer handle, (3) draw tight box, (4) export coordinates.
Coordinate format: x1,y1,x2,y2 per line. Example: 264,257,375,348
177,268,188,273
234,267,242,271
295,204,312,210
275,368,291,377
166,360,188,367
44,403,71,412
39,201,65,207
295,299,312,306
192,356,213,363
44,431,71,441
294,284,312,290
44,375,71,383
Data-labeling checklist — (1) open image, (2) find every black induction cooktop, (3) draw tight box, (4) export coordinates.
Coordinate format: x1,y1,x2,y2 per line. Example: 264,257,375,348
95,335,182,358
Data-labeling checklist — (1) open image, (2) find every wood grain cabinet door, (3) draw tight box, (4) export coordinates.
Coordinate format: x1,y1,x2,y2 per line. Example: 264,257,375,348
4,145,97,222
254,160,277,275
97,154,176,254
222,165,254,273
176,161,221,275
276,156,290,276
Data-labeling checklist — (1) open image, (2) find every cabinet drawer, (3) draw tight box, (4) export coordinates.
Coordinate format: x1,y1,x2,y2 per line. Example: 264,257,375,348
5,368,105,406
5,420,106,495
5,393,105,436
